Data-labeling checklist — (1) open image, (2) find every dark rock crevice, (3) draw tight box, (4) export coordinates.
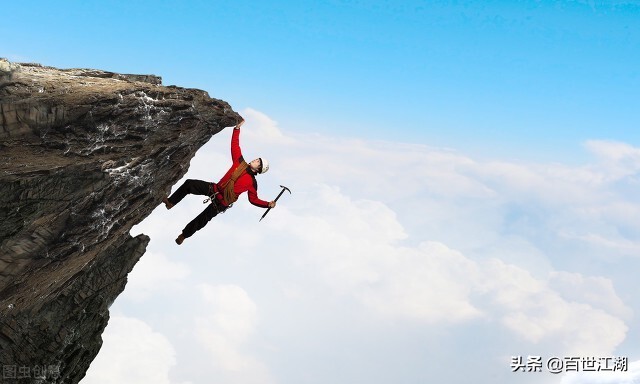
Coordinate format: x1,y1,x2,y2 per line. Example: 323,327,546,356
0,58,240,383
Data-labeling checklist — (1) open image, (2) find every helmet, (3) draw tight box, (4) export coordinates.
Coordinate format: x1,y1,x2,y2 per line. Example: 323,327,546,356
259,158,269,174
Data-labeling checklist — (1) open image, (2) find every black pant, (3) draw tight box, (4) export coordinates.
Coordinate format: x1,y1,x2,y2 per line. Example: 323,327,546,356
168,179,228,238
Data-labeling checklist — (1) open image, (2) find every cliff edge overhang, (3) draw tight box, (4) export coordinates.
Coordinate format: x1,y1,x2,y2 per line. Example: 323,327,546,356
0,59,240,383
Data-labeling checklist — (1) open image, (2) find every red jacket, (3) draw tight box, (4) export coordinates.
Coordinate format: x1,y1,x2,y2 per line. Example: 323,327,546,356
215,128,269,208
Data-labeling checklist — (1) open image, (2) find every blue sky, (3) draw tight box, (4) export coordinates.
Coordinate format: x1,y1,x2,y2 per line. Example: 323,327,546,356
4,2,640,384
4,0,640,160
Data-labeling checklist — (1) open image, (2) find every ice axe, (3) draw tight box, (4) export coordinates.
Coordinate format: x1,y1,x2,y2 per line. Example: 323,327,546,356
259,185,291,222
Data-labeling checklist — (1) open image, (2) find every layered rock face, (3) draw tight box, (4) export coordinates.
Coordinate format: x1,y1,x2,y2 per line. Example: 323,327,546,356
0,59,240,383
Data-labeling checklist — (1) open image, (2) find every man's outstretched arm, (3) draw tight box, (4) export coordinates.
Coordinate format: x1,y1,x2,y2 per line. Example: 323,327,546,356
231,119,244,162
247,188,271,208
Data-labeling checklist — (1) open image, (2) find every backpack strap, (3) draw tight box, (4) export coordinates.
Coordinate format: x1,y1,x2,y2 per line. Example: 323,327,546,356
218,160,248,205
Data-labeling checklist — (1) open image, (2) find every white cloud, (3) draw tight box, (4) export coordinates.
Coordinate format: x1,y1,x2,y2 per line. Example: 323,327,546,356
264,183,629,355
110,109,640,384
122,251,191,301
241,107,297,146
208,115,637,355
83,316,179,384
548,271,633,321
585,140,640,180
194,284,274,384
268,186,482,323
481,258,627,355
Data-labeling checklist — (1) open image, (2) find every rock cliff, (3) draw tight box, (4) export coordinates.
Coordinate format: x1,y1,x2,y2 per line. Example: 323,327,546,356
0,59,240,383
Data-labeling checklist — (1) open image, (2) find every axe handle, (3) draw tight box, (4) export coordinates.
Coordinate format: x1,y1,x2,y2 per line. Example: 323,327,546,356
273,189,287,202
259,187,289,222
259,206,273,222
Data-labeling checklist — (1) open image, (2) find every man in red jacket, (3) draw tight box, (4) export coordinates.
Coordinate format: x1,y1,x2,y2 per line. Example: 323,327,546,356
163,119,275,245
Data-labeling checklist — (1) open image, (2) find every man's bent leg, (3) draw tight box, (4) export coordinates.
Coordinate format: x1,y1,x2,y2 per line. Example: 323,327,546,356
181,203,220,239
167,179,211,206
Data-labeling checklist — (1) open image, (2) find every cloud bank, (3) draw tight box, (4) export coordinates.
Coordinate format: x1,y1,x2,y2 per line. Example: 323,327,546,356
92,108,640,384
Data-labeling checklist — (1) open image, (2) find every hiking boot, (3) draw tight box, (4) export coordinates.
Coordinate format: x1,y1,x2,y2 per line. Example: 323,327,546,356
163,196,174,210
175,234,185,245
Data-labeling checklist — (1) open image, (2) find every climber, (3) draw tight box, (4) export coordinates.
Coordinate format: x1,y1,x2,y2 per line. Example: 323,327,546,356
162,118,276,245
